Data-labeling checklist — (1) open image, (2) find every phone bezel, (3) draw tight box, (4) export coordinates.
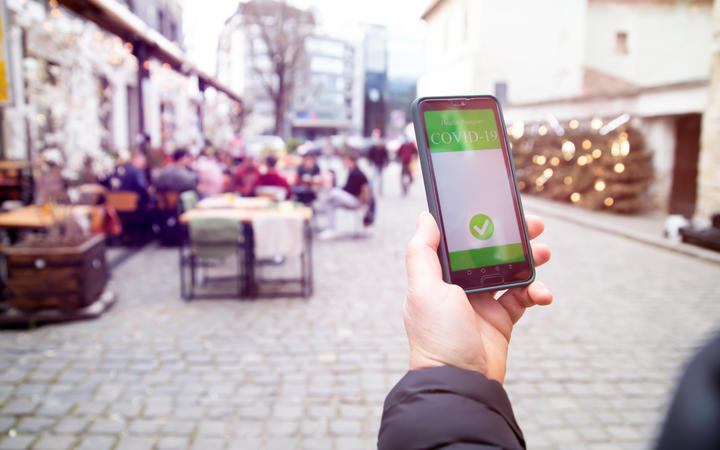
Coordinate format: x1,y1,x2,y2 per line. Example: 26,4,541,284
411,95,535,293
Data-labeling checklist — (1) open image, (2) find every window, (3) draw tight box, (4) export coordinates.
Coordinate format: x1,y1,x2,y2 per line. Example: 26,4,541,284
615,31,629,54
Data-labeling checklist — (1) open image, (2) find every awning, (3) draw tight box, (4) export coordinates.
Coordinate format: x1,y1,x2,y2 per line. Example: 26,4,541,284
58,0,243,104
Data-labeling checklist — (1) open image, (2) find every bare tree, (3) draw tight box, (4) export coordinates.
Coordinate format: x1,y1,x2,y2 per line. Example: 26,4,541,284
239,0,315,137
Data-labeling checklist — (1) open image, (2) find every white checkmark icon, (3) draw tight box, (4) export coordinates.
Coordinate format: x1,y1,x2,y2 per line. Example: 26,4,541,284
473,220,489,236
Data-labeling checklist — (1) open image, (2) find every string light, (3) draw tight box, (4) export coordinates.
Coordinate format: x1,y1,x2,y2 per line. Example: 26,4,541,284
570,192,581,202
532,155,547,165
604,197,614,207
543,168,553,178
569,119,579,130
577,156,588,166
611,141,620,156
561,141,575,161
590,117,603,130
550,156,559,166
614,162,625,173
518,181,526,190
511,121,524,139
594,180,606,192
620,140,630,156
592,148,602,159
538,125,548,136
582,139,592,150
563,176,573,185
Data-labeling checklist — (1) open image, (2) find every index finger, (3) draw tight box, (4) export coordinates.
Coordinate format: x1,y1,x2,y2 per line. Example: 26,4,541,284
525,215,544,240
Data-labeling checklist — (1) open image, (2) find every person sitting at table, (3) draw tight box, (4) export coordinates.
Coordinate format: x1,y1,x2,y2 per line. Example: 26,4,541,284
195,150,225,198
232,157,259,196
293,154,321,205
103,151,151,210
154,148,198,193
318,152,370,239
252,155,292,200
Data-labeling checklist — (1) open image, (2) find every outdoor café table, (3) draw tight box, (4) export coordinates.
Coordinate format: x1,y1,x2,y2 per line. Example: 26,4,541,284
0,205,100,242
179,201,313,297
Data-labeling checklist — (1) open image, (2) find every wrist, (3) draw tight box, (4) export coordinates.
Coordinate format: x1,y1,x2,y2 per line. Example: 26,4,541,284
409,349,491,380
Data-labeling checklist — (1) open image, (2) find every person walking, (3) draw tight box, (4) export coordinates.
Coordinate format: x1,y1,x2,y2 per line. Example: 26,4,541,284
367,128,389,196
397,138,418,196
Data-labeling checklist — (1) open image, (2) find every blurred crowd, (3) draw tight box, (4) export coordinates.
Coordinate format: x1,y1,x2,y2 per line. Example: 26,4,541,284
31,131,418,243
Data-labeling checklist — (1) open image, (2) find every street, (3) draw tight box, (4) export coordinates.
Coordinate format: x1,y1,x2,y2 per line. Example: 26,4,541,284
1,163,720,450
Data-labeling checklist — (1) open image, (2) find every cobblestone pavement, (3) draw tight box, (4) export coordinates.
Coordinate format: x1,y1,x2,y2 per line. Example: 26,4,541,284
1,163,720,450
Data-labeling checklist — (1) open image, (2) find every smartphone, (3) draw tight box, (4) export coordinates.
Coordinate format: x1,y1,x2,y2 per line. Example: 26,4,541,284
411,95,535,293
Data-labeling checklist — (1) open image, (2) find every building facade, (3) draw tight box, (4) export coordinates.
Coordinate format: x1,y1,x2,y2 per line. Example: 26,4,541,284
217,9,359,139
0,0,234,185
291,36,356,139
419,0,713,219
117,0,183,45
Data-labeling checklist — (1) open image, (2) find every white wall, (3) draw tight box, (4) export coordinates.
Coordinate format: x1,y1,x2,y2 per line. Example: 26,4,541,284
111,80,129,152
585,1,713,87
418,0,587,103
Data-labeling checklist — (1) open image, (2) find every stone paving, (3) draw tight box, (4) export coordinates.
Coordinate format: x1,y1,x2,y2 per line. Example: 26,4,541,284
0,163,719,450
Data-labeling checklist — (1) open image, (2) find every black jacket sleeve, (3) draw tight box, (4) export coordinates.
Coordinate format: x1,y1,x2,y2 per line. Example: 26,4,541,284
378,366,525,450
656,331,720,450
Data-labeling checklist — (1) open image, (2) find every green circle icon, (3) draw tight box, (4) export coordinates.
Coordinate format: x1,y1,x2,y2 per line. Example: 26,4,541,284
469,214,494,240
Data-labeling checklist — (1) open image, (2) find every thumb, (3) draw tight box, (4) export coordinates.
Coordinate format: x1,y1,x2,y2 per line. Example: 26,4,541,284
406,212,443,286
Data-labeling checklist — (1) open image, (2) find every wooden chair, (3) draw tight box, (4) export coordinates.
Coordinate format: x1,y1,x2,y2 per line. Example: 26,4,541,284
104,191,144,245
105,191,139,213
156,191,179,211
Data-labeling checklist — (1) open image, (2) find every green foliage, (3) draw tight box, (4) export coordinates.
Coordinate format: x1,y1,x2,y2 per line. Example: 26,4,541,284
285,138,305,154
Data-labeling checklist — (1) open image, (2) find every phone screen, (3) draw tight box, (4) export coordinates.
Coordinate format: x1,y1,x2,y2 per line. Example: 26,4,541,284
419,100,532,289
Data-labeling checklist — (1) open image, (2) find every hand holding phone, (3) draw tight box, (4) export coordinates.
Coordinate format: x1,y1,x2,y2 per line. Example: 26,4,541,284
411,95,535,293
404,211,552,383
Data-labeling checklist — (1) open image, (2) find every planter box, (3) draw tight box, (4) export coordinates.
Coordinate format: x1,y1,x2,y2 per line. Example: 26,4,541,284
3,234,108,311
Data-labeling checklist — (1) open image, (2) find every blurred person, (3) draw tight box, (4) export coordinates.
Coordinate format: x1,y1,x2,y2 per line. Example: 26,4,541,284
378,212,553,449
252,155,292,200
35,155,66,204
293,154,321,205
154,148,198,193
195,150,224,197
318,152,369,239
397,138,418,196
232,157,260,196
655,331,720,449
78,156,98,184
367,128,389,196
321,135,336,156
103,151,151,209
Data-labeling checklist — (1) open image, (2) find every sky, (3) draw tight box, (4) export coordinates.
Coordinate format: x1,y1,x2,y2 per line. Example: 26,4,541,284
182,0,428,76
